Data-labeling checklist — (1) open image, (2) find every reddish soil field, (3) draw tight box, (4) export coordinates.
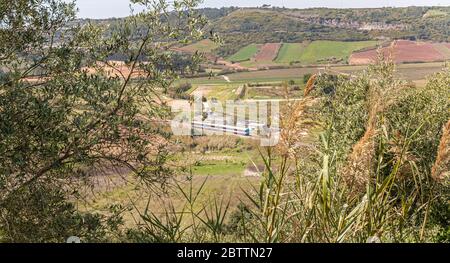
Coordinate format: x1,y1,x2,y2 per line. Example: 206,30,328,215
349,40,448,65
81,61,147,79
23,61,146,83
254,43,282,61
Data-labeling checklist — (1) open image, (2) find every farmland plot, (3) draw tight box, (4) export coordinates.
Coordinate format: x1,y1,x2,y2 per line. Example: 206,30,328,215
275,43,307,63
299,40,379,64
254,43,282,62
350,40,450,64
179,39,219,53
433,43,450,59
228,44,261,62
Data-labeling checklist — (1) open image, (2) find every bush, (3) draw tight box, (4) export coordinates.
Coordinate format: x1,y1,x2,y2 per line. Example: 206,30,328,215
175,83,192,94
303,73,313,84
0,182,124,242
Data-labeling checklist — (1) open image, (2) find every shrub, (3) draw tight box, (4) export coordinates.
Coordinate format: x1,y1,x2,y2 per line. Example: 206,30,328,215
175,83,192,94
303,73,313,84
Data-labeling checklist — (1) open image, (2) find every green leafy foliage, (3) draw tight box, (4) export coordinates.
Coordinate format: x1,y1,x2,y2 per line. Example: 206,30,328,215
0,0,208,242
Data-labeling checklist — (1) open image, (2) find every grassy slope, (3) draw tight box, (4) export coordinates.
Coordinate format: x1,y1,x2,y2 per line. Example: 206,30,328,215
193,162,246,176
206,85,239,100
299,41,379,64
181,39,219,53
228,44,260,62
275,43,307,63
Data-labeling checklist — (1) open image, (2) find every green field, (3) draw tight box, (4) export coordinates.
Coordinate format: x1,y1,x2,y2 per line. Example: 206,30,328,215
228,41,379,66
228,44,261,62
181,39,219,53
299,40,379,64
275,43,307,63
193,162,246,176
205,85,239,100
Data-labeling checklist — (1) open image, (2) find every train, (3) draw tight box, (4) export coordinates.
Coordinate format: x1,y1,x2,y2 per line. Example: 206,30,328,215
192,121,252,137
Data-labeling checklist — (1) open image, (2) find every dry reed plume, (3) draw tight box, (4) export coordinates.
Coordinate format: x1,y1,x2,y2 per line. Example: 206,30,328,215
278,96,316,158
431,120,450,182
303,74,317,97
341,102,379,191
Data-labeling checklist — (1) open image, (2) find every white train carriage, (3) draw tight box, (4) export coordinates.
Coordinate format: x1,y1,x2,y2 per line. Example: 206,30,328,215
192,121,251,136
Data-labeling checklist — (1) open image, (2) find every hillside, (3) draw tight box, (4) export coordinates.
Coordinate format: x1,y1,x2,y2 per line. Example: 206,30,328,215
204,6,450,56
208,8,372,57
76,6,450,61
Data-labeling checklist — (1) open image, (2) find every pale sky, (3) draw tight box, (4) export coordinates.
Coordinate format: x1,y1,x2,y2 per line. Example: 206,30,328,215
70,0,450,19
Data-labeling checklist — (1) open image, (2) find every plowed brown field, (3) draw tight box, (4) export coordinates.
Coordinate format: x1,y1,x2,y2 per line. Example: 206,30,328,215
254,43,281,61
349,40,450,65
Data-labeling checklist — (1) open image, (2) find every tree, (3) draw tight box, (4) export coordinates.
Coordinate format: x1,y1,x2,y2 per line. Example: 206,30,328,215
0,0,207,242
